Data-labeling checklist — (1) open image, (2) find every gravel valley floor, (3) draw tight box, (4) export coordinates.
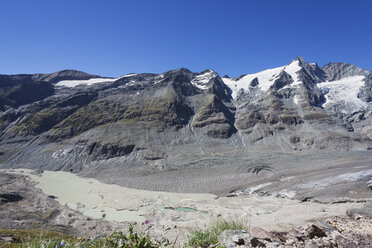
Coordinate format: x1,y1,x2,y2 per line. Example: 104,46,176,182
1,151,372,245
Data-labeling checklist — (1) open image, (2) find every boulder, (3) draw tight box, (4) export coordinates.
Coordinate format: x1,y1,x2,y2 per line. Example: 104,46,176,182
305,224,326,239
250,226,281,242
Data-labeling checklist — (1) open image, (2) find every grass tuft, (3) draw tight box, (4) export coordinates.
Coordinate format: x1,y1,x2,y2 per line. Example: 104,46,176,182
185,218,249,248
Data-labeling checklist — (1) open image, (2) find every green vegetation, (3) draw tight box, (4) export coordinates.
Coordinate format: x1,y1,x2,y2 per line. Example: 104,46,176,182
0,219,250,248
0,228,77,247
0,119,7,130
185,218,249,248
0,226,170,248
49,89,189,140
11,107,68,135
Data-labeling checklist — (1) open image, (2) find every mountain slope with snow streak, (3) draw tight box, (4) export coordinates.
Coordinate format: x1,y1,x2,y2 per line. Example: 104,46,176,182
56,73,138,87
56,77,117,87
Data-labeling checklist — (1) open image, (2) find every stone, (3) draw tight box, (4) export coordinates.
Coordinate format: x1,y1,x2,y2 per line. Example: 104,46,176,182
286,238,297,245
305,240,319,248
271,231,287,242
250,227,281,242
315,238,332,247
232,236,245,245
265,241,282,248
329,230,342,240
250,237,266,247
305,224,326,239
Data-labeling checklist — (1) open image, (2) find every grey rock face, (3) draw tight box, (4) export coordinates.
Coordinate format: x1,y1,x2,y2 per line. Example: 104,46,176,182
269,71,293,92
310,63,327,82
322,62,367,81
0,80,55,111
250,77,259,87
192,95,236,138
33,69,101,84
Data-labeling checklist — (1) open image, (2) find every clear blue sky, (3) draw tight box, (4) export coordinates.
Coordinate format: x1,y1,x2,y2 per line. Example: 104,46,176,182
1,0,371,78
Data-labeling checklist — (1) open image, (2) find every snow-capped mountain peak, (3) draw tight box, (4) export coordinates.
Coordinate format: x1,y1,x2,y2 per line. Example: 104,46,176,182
190,69,218,90
222,57,306,98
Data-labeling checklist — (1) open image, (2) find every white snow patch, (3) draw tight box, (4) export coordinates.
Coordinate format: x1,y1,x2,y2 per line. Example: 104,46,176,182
275,190,296,199
56,73,137,87
52,148,73,158
318,75,367,113
154,74,165,84
284,60,302,86
222,60,303,99
191,70,217,90
293,95,300,105
280,176,295,181
118,73,137,79
244,182,273,194
222,78,240,99
56,78,116,87
299,169,372,190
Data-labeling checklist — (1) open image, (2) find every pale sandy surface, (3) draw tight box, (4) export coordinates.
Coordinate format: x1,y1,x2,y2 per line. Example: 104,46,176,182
4,169,215,223
3,169,369,243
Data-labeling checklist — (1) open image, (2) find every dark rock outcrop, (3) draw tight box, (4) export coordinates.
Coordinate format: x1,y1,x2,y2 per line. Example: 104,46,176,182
192,95,236,138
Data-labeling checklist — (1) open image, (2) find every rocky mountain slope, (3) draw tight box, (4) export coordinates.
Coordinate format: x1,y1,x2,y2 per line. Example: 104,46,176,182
0,57,371,190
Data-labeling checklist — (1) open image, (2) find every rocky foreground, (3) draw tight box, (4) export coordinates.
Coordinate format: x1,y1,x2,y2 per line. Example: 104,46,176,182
218,214,372,248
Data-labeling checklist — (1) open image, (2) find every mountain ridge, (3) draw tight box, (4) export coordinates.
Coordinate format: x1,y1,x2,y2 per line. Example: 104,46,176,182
0,57,371,192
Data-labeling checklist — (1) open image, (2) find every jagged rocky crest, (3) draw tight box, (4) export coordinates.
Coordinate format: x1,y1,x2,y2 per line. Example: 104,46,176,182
0,57,371,174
